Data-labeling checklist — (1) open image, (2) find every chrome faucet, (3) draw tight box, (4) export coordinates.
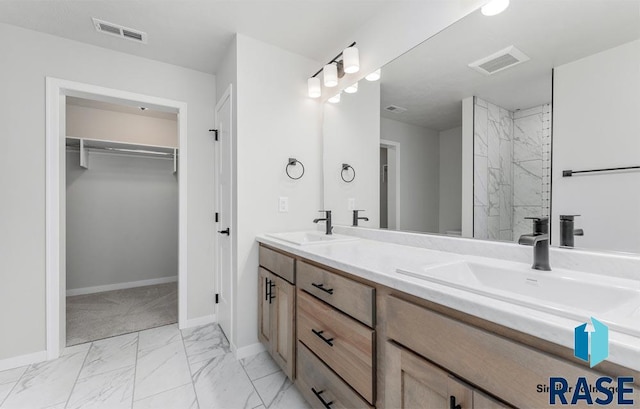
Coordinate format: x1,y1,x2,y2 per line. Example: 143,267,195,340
518,217,551,271
313,210,333,235
352,210,369,227
560,215,584,248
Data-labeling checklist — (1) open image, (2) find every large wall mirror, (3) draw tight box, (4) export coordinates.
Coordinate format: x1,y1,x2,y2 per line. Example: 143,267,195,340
322,0,640,254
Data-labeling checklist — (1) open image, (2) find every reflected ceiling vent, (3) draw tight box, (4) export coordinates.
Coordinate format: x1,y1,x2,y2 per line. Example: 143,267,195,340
384,105,408,114
468,46,529,75
92,18,148,44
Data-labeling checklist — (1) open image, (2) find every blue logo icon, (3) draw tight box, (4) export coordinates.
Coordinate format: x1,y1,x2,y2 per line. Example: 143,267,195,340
574,317,608,368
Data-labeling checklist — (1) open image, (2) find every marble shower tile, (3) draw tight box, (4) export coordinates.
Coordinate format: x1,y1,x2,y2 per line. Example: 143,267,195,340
488,216,500,240
499,184,513,231
1,349,87,409
181,324,230,365
513,105,543,119
0,367,27,385
474,155,488,206
499,108,512,141
191,353,261,409
499,230,513,242
514,160,542,206
475,97,488,108
474,206,488,239
66,366,135,409
134,329,192,401
513,114,543,162
240,352,280,381
487,119,500,169
79,333,138,379
514,206,543,240
487,101,500,123
499,137,513,186
133,383,198,409
488,169,500,217
474,106,488,157
252,371,310,409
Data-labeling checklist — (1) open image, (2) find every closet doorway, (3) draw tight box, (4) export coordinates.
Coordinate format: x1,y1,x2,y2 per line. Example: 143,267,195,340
46,79,188,359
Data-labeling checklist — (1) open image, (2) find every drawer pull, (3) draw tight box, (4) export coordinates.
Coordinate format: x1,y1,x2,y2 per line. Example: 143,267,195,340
311,282,334,295
311,387,334,408
269,280,276,303
265,277,269,301
311,329,334,346
450,396,462,409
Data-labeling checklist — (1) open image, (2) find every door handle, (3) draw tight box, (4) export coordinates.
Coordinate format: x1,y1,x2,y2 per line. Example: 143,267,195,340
218,228,230,236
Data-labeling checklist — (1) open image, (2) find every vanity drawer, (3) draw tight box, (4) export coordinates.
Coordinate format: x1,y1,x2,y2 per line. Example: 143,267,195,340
259,245,295,284
386,295,625,408
297,260,374,327
297,289,375,404
297,341,373,409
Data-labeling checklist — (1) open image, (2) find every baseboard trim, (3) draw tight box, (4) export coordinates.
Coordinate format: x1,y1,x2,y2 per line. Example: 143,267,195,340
66,276,178,296
0,350,47,372
181,314,217,330
234,342,266,360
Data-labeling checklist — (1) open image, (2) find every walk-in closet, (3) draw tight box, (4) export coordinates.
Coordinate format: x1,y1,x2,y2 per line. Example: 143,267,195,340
65,97,179,346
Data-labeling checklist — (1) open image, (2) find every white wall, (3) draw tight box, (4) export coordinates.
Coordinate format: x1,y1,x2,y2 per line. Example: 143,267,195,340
552,39,640,253
438,126,462,234
0,23,215,362
323,80,381,227
381,118,440,233
66,151,178,291
229,34,322,353
66,105,178,148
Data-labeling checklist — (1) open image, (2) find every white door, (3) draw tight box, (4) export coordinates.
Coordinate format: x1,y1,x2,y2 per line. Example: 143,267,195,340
215,85,233,339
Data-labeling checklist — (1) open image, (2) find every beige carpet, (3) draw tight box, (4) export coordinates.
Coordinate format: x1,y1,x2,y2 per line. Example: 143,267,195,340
66,282,177,346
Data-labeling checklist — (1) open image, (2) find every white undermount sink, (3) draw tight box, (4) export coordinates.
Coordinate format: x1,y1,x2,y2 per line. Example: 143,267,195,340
396,259,640,337
266,231,358,246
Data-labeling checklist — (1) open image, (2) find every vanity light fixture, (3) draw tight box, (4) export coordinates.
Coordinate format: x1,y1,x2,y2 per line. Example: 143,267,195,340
344,81,358,94
481,0,509,16
307,42,357,98
365,68,381,81
328,92,341,104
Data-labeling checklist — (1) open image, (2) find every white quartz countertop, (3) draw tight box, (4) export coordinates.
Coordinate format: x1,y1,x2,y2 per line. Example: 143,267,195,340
256,232,640,372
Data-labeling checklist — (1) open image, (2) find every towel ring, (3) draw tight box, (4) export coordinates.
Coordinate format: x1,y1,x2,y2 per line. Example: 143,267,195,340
286,158,305,180
341,163,355,183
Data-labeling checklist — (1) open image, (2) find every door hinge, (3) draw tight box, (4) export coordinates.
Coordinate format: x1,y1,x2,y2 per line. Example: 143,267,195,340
215,212,219,222
209,129,219,141
215,293,219,304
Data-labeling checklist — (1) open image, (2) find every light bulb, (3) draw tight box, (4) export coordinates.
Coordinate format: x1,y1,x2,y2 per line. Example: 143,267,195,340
344,82,358,94
328,92,341,103
307,77,321,98
481,0,509,16
365,68,381,81
324,63,338,87
342,47,360,74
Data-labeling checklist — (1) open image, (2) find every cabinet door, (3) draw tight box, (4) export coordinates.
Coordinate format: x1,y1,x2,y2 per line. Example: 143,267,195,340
473,392,510,409
386,341,473,409
258,268,272,345
269,273,295,379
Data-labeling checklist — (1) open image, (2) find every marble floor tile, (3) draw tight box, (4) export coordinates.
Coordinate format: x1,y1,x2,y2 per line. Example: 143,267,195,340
252,371,310,409
66,365,135,409
134,332,192,401
181,323,230,365
42,402,67,409
79,333,138,379
0,383,16,405
1,349,87,409
137,324,182,351
240,351,280,381
191,353,261,409
0,366,27,385
132,383,198,409
63,343,93,357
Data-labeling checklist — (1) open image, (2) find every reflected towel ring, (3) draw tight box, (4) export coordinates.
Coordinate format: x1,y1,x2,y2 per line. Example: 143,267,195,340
286,158,305,180
341,163,355,183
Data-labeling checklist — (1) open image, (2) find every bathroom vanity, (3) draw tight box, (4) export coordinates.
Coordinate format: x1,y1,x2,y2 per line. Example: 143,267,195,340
257,232,640,408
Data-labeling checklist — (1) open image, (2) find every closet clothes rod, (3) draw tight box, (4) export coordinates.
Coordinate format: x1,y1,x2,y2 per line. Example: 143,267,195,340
562,165,640,177
67,145,176,157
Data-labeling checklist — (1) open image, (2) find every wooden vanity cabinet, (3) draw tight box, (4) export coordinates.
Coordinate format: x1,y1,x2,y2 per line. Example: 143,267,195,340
258,246,296,380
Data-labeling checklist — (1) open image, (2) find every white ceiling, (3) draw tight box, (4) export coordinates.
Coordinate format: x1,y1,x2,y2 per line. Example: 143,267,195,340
380,0,640,131
0,0,394,74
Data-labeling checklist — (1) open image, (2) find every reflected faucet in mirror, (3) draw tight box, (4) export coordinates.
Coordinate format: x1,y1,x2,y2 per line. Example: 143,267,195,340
560,215,584,248
352,210,369,227
518,217,551,271
313,210,333,235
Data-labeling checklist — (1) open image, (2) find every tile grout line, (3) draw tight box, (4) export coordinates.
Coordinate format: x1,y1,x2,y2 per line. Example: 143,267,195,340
0,365,30,407
179,326,201,409
130,332,140,409
63,342,93,409
239,358,267,408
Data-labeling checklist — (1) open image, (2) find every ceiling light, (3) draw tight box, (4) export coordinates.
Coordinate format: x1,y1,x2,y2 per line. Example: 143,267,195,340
481,0,509,16
324,63,338,87
328,93,341,104
307,77,321,98
365,69,381,81
343,46,360,74
344,82,358,94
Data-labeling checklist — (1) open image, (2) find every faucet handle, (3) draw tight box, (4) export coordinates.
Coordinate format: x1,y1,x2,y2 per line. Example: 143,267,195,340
525,216,549,234
524,217,549,222
560,214,581,221
318,210,331,214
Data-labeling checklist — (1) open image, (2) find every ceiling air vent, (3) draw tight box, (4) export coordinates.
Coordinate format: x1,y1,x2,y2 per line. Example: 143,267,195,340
92,18,148,44
384,105,408,114
468,46,529,75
